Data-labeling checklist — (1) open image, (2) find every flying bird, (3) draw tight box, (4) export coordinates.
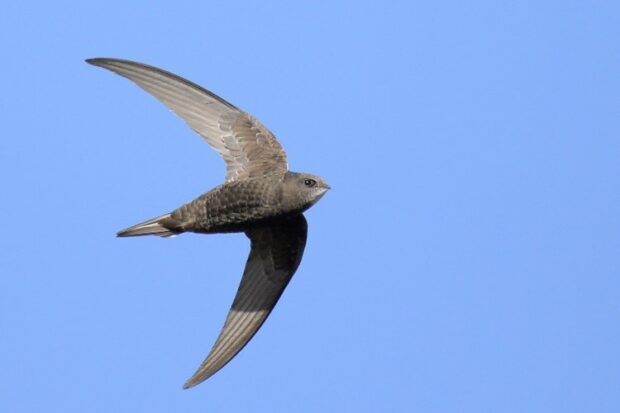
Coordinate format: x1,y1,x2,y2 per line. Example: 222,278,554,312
86,58,329,389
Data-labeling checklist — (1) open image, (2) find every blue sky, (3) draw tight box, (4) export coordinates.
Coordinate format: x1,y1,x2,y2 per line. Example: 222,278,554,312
1,1,618,412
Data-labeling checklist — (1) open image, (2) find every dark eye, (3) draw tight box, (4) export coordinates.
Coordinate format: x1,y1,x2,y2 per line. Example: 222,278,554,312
304,179,317,187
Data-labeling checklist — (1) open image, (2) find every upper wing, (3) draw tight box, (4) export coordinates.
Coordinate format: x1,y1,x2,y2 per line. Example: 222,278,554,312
86,58,288,182
183,214,308,389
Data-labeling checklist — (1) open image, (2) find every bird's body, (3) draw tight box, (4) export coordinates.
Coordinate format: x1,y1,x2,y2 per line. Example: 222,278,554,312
119,172,326,237
87,58,329,389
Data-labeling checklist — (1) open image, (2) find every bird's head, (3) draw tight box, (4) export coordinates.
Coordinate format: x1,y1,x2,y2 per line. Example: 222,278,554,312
282,172,330,212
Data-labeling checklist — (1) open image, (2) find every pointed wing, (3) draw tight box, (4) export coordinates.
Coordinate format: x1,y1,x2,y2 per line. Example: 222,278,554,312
183,214,308,389
86,58,288,182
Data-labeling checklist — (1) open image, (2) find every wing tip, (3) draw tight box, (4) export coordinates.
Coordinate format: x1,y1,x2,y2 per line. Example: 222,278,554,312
182,370,213,390
85,57,130,68
85,57,105,66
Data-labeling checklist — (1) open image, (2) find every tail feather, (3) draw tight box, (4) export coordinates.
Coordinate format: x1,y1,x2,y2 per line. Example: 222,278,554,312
117,213,178,237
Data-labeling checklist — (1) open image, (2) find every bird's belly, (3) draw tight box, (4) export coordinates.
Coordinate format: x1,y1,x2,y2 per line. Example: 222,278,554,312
196,201,293,234
196,213,297,234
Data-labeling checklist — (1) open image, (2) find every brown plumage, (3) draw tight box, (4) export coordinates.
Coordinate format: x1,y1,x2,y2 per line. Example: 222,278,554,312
87,58,329,389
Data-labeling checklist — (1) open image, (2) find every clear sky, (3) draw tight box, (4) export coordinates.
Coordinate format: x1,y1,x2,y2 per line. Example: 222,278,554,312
1,1,618,412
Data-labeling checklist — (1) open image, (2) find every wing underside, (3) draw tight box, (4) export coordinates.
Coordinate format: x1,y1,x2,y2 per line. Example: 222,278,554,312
86,58,288,182
183,214,308,388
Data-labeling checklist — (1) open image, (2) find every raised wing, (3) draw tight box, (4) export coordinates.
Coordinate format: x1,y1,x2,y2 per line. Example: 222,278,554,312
86,58,288,182
183,214,308,389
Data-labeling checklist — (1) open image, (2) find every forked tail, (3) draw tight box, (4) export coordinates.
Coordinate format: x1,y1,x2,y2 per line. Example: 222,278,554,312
117,213,178,237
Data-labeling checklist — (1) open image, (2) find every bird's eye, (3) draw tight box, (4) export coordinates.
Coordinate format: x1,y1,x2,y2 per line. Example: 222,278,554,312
304,179,317,187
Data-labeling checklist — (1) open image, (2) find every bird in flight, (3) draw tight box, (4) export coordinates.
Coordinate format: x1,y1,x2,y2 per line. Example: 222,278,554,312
86,58,329,389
